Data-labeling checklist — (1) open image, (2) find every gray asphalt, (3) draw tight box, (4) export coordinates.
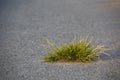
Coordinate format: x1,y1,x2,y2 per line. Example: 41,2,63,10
0,0,120,80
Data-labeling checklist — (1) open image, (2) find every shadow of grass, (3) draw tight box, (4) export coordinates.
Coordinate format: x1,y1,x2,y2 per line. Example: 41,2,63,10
100,50,120,61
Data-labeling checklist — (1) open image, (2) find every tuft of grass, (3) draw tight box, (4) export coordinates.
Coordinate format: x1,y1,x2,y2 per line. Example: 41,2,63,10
42,36,109,63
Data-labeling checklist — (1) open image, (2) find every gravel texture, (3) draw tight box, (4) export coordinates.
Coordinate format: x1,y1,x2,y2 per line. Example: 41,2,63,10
0,0,120,80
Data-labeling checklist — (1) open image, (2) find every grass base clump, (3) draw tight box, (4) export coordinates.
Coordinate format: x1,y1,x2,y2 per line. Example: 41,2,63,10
42,37,108,63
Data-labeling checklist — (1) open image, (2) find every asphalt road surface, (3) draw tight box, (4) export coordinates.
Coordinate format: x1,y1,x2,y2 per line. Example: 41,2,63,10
0,0,120,80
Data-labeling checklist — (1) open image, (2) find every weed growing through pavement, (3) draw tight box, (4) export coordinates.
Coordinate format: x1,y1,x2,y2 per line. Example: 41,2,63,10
41,36,110,63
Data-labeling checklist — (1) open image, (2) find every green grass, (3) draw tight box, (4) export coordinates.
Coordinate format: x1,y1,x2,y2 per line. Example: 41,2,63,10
42,36,109,63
